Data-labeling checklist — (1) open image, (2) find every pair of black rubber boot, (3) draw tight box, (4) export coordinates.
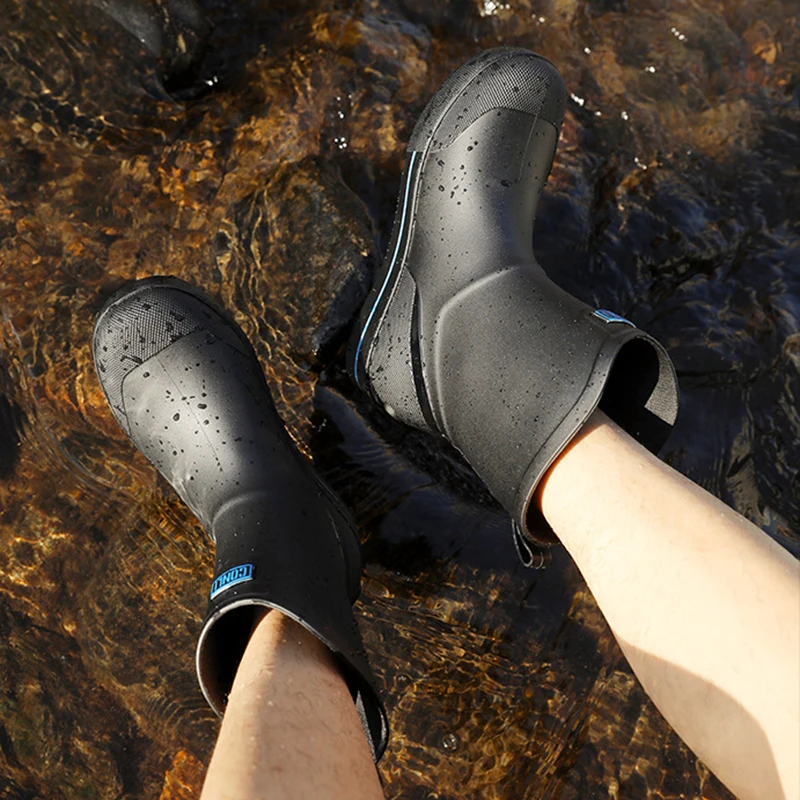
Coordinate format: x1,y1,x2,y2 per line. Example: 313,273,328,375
93,48,678,761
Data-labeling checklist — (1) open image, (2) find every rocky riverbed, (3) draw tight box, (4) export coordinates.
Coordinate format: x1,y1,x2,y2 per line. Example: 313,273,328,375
0,0,798,797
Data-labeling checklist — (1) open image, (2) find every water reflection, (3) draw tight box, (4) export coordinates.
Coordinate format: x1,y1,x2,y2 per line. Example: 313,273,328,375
1,0,798,797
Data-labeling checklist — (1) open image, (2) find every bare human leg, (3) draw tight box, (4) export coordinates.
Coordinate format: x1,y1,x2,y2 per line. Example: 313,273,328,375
201,610,385,800
537,409,800,800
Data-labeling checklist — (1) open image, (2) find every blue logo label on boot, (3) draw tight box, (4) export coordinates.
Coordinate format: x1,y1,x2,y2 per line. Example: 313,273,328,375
593,309,636,327
210,564,254,600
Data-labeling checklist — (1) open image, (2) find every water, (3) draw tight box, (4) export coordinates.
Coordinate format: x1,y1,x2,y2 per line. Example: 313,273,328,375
1,0,798,797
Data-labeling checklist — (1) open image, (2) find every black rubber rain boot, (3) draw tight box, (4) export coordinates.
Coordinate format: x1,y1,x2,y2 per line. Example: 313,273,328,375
351,48,679,557
93,276,388,759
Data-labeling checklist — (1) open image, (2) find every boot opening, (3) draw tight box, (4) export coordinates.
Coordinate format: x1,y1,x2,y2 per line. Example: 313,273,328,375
598,337,676,453
522,335,678,543
198,604,264,714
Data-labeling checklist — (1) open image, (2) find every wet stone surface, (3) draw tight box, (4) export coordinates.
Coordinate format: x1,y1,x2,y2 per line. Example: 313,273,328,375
1,0,798,797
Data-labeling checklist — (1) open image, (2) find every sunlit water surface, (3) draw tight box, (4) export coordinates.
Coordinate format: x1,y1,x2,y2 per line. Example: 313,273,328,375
0,0,798,797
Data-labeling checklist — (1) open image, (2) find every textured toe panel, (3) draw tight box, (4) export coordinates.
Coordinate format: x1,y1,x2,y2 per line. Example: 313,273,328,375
409,48,565,153
93,279,248,436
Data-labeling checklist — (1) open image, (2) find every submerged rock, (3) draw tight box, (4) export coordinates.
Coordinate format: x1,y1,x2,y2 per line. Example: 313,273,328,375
214,155,375,446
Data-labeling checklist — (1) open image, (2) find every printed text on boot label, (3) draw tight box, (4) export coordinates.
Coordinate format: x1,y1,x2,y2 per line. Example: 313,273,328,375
210,564,254,600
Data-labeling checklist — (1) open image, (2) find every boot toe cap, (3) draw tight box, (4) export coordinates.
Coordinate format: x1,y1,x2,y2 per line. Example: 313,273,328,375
92,276,250,436
408,47,566,153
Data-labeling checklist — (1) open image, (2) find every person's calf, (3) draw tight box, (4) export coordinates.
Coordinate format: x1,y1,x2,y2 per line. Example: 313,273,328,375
202,610,384,800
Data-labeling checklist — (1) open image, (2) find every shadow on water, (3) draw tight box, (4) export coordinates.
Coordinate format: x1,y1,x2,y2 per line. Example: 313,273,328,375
0,0,798,796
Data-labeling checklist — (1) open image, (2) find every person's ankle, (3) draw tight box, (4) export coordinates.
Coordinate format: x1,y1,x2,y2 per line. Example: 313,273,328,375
240,611,342,688
534,409,601,506
534,408,664,563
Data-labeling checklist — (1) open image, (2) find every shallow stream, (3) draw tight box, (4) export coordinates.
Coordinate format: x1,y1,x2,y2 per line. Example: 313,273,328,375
1,0,798,797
